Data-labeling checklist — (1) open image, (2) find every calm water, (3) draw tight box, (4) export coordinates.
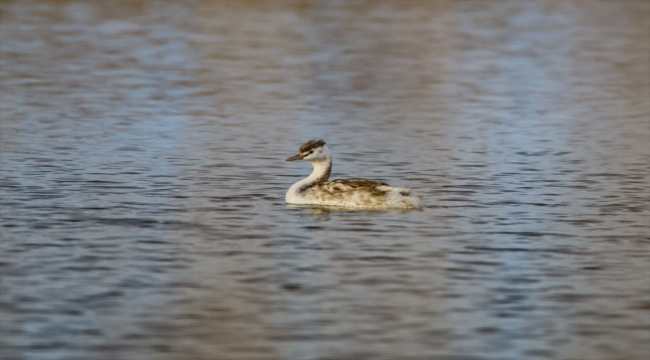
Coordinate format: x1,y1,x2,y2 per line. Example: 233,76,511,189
1,1,649,359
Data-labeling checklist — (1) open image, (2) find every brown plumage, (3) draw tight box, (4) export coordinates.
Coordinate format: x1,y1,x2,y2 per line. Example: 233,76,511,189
299,178,415,208
304,178,390,193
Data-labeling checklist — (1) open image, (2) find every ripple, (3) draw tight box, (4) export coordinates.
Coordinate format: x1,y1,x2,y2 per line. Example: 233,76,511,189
1,1,648,360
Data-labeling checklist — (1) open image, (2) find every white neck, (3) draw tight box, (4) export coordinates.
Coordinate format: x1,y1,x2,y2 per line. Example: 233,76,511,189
286,158,332,201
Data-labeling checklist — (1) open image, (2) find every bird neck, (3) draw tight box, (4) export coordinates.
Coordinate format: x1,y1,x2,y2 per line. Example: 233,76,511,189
290,158,332,194
307,159,332,184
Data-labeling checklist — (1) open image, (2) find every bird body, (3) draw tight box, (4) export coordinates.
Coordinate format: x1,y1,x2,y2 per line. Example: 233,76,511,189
285,140,420,209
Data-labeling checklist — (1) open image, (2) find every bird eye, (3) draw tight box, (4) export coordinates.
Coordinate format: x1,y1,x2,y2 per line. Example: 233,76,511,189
307,151,313,155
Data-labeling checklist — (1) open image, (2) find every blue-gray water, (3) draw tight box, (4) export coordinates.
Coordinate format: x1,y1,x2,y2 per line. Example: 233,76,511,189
1,1,649,359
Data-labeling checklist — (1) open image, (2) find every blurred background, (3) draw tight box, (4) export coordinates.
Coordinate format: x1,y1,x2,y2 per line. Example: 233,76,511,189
1,1,648,359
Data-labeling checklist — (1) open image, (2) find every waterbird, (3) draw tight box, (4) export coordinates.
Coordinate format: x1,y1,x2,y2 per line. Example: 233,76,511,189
285,139,421,209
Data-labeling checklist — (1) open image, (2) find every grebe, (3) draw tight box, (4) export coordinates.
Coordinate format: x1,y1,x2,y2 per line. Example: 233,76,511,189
285,139,421,209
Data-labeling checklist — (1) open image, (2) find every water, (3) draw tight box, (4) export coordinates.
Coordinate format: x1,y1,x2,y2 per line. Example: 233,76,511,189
1,1,648,359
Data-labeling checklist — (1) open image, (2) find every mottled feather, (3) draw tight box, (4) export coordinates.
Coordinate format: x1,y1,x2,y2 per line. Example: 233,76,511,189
297,178,416,208
324,178,393,195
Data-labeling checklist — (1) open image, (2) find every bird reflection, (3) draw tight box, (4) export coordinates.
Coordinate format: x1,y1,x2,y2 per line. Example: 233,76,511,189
286,204,417,221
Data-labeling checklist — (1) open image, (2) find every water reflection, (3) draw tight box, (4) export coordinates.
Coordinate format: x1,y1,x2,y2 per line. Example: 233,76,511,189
287,204,421,222
1,1,648,360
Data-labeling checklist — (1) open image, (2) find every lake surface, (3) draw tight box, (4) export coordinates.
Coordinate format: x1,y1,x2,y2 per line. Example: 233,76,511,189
1,1,648,359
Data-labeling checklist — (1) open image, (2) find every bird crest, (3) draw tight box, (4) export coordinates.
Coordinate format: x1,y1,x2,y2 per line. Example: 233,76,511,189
299,139,326,154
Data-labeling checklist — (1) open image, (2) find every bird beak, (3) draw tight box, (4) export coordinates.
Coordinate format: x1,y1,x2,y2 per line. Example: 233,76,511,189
285,154,305,162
